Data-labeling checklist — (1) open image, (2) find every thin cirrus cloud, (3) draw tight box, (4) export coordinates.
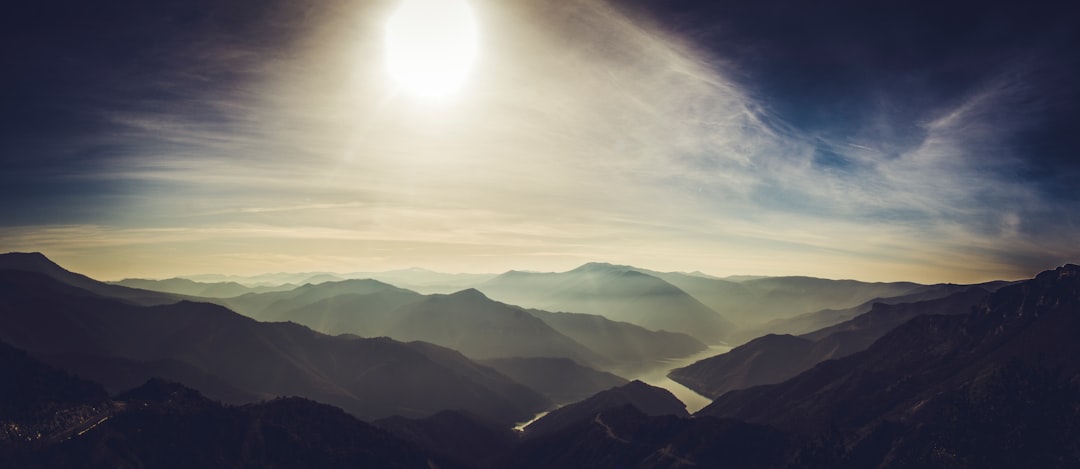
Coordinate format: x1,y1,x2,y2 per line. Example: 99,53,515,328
0,0,1074,282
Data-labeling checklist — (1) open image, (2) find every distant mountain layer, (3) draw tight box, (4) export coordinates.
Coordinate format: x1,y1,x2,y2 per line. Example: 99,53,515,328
653,269,935,327
478,263,734,343
124,258,1010,356
214,277,707,374
0,264,549,425
216,278,414,320
183,268,496,294
357,269,497,295
730,281,1011,342
184,271,345,286
474,261,980,343
112,277,296,298
522,308,707,373
670,288,991,399
270,288,425,335
383,289,607,365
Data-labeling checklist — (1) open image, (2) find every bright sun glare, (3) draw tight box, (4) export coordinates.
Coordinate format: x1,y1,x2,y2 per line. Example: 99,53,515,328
385,0,479,99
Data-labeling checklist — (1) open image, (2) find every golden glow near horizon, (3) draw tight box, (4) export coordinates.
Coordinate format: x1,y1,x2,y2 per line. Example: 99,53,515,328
385,0,479,99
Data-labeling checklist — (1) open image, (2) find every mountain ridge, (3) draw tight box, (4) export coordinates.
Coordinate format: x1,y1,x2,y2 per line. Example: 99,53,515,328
0,252,187,306
0,265,550,425
478,263,734,343
670,287,991,399
694,264,1080,466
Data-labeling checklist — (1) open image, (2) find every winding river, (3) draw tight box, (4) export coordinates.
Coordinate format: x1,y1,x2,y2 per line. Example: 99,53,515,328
630,344,731,413
512,344,732,430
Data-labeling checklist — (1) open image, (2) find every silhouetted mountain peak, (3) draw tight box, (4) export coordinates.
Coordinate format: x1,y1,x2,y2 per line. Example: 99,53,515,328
0,251,51,261
161,300,256,325
974,263,1080,323
499,269,531,277
296,277,395,291
569,262,633,274
524,379,688,438
419,289,505,310
480,262,733,343
0,252,66,274
448,287,489,300
0,252,185,306
1034,263,1080,283
577,379,678,408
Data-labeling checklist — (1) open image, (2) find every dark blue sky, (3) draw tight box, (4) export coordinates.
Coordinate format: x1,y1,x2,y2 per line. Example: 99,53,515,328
633,0,1080,183
1,0,1077,281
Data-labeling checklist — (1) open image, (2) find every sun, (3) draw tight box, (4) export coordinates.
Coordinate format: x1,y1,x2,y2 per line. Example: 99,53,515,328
385,0,479,99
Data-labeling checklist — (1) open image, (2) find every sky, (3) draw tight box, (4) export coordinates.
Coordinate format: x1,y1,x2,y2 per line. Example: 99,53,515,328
1,0,1078,283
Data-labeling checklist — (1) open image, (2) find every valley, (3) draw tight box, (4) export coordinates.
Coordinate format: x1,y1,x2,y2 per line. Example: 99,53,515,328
628,344,731,413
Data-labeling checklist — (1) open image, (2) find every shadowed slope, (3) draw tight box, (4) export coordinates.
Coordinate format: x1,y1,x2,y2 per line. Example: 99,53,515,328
385,289,607,365
697,265,1080,467
523,380,688,438
733,281,1010,342
670,288,990,398
0,267,549,425
0,252,184,305
506,406,789,469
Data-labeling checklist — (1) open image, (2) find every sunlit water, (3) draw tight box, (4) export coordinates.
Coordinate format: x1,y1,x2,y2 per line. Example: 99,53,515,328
513,411,550,432
512,344,731,431
629,345,731,413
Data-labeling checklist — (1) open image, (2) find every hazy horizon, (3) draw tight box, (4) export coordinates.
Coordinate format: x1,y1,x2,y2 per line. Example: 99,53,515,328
18,250,1043,285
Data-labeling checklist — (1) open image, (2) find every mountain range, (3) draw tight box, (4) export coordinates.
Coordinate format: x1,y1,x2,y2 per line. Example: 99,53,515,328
112,277,297,298
476,263,734,343
210,275,708,374
0,254,549,425
669,287,992,399
521,380,689,438
114,260,1010,350
695,264,1080,467
729,280,1012,342
0,252,186,306
3,252,1078,468
180,268,495,294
